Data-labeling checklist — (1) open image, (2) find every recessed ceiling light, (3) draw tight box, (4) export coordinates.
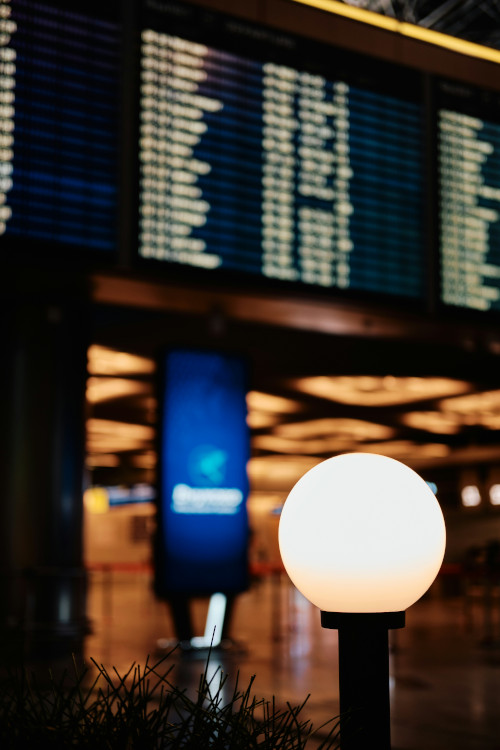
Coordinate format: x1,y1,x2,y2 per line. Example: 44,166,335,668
247,411,281,429
86,377,152,403
247,391,303,414
88,345,156,376
440,390,500,417
274,417,394,440
86,419,155,453
253,434,356,455
360,441,450,460
401,411,462,435
85,454,120,468
289,376,471,406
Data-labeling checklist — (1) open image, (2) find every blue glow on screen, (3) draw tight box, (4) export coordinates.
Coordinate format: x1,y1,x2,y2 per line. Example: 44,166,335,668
0,0,120,252
138,20,426,301
156,350,250,595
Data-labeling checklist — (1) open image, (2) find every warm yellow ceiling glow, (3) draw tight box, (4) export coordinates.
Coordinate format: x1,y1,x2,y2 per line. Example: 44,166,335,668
88,345,156,376
274,417,394,440
247,391,303,414
86,377,152,403
476,414,500,431
86,419,155,453
248,455,321,489
361,440,450,460
247,492,284,514
87,437,152,453
247,411,281,429
290,375,471,406
440,390,500,417
401,411,463,435
129,452,158,469
291,0,500,65
85,454,120,468
292,0,397,31
87,418,154,440
253,434,356,455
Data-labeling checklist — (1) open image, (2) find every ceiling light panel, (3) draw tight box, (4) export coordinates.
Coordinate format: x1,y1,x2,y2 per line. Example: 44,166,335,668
247,411,281,429
290,375,471,406
85,454,120,468
401,410,463,434
248,455,321,490
87,345,156,376
273,417,395,440
86,418,155,453
129,452,158,468
440,389,500,415
246,390,303,414
86,377,152,403
360,440,451,460
253,434,357,455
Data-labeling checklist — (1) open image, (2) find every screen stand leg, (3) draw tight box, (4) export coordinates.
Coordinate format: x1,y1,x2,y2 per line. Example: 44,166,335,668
191,592,227,648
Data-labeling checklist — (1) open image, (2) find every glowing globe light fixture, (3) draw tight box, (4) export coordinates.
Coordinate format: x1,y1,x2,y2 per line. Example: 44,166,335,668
279,453,446,750
279,452,446,613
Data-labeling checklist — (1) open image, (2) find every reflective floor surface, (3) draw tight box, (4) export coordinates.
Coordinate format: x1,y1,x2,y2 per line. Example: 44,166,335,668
85,569,500,750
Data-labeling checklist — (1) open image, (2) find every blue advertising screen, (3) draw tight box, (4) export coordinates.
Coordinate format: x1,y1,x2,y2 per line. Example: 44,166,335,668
156,350,250,595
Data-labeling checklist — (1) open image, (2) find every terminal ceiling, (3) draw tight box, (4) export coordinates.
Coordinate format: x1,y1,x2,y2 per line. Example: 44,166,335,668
85,306,500,498
341,0,500,50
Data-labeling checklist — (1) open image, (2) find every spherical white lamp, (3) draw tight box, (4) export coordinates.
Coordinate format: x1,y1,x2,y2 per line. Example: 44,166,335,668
278,453,446,750
279,452,446,614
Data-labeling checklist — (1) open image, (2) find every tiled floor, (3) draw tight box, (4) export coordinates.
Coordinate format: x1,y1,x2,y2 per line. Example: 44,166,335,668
84,569,500,750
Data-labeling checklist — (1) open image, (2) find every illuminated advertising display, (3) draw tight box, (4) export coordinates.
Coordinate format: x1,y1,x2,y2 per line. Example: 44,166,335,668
155,349,250,596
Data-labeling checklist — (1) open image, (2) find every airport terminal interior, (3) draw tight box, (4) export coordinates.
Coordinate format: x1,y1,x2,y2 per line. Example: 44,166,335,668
5,0,500,748
80,314,500,750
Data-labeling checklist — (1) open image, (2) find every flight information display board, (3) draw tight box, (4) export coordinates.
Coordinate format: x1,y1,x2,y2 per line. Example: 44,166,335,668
138,0,427,302
4,0,500,319
437,79,500,313
0,0,120,257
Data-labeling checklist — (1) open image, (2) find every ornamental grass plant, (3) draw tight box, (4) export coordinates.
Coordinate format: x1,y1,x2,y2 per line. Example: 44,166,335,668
0,651,340,749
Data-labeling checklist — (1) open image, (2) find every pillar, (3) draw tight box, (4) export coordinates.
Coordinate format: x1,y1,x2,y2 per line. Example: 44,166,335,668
0,275,90,663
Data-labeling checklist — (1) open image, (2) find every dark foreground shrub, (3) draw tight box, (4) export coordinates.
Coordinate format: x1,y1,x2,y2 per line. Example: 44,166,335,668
0,654,340,748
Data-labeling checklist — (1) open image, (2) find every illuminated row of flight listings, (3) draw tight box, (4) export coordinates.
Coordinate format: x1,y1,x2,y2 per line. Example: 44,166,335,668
138,30,425,299
0,0,119,250
0,0,15,236
439,108,500,311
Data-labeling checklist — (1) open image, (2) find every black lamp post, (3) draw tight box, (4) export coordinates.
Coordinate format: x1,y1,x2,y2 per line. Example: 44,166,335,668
322,611,404,749
278,453,446,750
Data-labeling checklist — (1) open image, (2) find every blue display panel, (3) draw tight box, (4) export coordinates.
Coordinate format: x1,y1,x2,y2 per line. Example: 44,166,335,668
437,79,500,312
0,0,120,256
138,0,426,303
156,350,250,596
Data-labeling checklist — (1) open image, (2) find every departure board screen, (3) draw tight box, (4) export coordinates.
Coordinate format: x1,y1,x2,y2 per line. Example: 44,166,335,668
0,0,120,258
438,80,500,312
138,0,427,303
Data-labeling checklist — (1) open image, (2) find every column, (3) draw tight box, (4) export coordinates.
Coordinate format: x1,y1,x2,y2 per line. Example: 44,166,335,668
0,274,89,663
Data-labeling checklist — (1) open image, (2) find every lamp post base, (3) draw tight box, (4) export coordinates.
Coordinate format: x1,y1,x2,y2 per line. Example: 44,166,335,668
321,611,405,750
